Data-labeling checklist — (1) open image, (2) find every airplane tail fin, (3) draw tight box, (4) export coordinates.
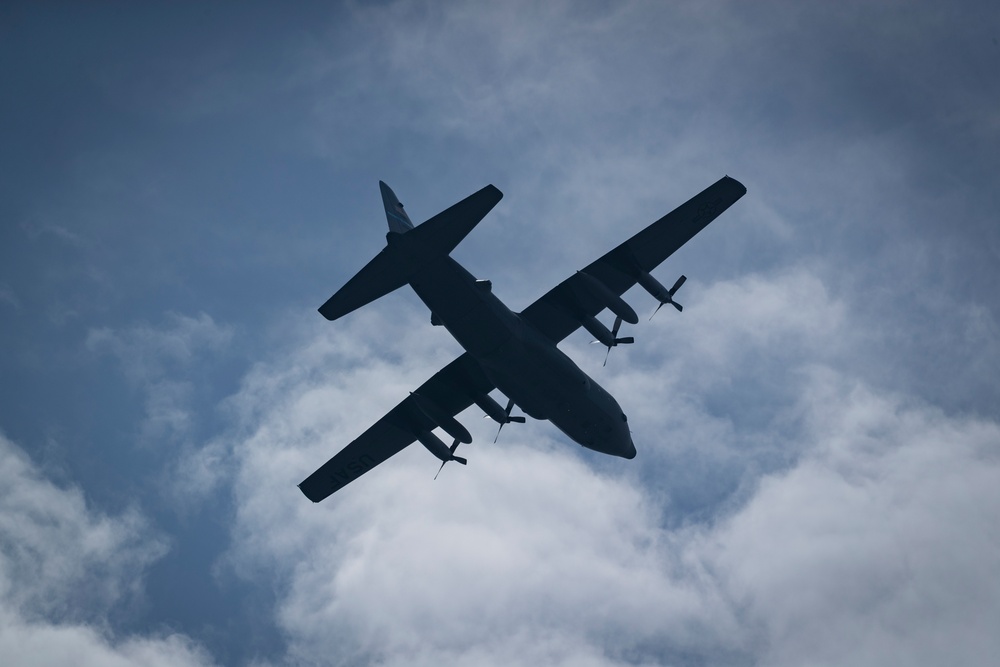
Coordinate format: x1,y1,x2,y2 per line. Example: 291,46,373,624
318,182,503,322
380,181,414,233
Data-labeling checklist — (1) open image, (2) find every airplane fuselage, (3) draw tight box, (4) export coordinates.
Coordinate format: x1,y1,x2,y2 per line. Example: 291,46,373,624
409,256,636,459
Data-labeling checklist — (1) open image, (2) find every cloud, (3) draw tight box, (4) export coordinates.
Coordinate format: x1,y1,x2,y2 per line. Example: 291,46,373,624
211,268,1000,666
703,370,1000,667
0,433,215,667
0,436,166,621
86,312,233,448
86,312,233,386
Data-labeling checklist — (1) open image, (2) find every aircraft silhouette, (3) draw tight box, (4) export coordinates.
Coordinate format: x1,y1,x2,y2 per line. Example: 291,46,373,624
299,176,746,502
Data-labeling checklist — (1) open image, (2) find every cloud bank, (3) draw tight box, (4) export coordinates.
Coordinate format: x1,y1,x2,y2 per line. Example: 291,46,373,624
0,434,214,666
213,270,1000,666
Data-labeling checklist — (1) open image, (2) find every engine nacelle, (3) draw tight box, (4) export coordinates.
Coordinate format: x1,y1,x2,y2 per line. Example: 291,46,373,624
575,271,638,324
416,430,467,465
475,393,509,424
636,270,671,302
581,315,624,348
636,271,686,316
411,392,472,444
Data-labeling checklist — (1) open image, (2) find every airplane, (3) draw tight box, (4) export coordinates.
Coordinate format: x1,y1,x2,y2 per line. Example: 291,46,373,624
299,175,747,502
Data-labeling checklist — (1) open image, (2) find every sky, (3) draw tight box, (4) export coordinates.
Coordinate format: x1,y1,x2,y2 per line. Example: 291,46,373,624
2,1,999,665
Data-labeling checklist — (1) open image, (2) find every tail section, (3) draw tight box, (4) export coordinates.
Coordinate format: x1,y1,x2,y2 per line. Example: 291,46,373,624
380,181,414,233
318,181,503,322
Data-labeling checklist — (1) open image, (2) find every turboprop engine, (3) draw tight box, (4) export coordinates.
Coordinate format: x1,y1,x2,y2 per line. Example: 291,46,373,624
637,271,687,319
410,392,472,478
473,394,525,443
576,271,638,325
573,270,638,366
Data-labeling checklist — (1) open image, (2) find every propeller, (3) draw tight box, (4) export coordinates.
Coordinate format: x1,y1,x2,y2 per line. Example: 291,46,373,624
493,398,526,443
434,438,468,480
590,315,634,366
650,275,687,320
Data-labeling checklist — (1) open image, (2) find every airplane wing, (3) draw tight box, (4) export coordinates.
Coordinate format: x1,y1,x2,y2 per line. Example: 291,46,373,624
520,176,747,344
298,352,494,503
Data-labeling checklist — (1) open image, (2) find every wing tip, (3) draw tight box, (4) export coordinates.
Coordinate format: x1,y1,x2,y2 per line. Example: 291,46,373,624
723,174,747,196
298,481,327,503
317,303,339,321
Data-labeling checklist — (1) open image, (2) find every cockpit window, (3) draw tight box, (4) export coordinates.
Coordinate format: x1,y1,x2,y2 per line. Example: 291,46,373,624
621,413,628,422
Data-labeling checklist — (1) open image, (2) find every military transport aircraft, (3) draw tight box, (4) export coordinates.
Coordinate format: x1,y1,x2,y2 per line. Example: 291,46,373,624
299,176,746,502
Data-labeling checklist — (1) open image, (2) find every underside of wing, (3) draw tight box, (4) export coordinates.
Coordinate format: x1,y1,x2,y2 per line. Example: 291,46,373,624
520,176,747,343
298,353,495,502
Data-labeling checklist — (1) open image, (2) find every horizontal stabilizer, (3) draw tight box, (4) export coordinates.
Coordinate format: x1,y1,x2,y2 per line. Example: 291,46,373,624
318,245,417,321
318,183,503,322
404,184,502,257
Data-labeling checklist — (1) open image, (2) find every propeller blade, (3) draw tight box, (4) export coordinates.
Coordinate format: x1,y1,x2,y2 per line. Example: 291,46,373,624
618,337,634,344
649,301,665,321
669,275,687,295
603,345,612,367
495,399,522,442
611,315,623,337
650,276,686,320
435,439,465,479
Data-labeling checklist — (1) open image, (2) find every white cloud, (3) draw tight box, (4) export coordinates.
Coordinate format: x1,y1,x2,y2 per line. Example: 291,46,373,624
86,312,233,386
212,266,1000,666
0,613,214,667
86,312,233,449
0,433,215,667
0,436,166,621
703,371,1000,667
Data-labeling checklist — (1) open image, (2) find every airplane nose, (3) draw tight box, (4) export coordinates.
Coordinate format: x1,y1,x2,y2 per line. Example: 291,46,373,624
615,412,636,458
617,424,636,459
622,437,636,459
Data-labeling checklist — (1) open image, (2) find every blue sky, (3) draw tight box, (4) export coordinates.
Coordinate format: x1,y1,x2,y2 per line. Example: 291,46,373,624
2,2,999,665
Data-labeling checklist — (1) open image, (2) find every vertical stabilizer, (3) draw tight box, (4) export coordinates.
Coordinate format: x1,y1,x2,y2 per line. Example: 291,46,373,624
380,181,414,233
